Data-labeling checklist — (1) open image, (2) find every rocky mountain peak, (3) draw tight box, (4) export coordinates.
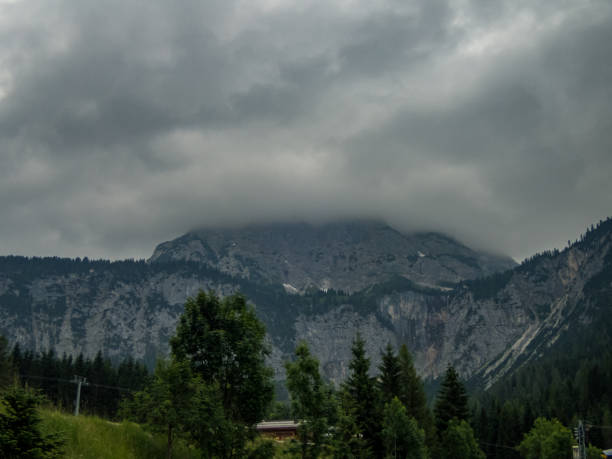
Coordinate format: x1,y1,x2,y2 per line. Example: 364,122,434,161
149,220,516,293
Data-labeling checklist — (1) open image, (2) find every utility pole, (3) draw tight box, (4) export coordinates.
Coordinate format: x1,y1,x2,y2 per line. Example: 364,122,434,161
574,420,586,459
72,375,88,416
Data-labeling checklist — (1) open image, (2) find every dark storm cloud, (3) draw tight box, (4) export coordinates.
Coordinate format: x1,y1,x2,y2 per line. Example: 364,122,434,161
0,0,611,260
338,0,457,76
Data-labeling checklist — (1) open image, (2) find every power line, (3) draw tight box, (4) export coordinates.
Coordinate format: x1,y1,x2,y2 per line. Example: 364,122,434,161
19,374,134,392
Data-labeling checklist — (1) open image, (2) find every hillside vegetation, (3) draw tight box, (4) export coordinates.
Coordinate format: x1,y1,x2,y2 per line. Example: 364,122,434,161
40,409,199,459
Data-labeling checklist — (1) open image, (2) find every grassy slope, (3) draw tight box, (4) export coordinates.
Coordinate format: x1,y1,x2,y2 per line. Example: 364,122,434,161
40,409,200,459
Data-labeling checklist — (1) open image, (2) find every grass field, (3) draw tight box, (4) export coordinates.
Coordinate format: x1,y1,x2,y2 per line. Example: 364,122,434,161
40,409,200,459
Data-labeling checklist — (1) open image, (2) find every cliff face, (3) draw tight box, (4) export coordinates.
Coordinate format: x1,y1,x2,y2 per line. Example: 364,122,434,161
0,262,240,367
149,221,516,293
0,219,610,387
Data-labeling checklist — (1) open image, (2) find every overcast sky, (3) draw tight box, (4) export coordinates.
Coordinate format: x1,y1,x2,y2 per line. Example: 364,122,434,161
1,0,611,262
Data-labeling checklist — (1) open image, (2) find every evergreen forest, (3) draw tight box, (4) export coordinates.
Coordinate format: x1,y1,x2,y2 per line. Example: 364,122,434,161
1,289,611,458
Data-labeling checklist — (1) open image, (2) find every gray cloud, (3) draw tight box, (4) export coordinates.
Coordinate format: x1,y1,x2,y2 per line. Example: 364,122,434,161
0,0,611,261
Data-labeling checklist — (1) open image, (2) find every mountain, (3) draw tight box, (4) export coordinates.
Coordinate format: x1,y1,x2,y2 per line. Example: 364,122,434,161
149,221,516,293
0,218,610,388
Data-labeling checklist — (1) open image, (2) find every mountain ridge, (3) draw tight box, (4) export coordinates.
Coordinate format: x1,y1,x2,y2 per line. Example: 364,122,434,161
0,218,610,388
149,220,517,293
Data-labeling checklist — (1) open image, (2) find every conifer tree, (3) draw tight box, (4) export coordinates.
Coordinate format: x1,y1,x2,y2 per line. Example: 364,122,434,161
343,333,382,456
333,401,370,459
434,365,469,436
0,387,64,458
285,341,334,459
398,344,427,425
378,343,400,404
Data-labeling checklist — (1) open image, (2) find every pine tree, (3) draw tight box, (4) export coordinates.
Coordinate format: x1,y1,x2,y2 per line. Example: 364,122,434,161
285,342,335,459
333,390,370,459
398,344,428,425
0,387,64,458
378,343,400,404
434,365,469,436
343,333,382,456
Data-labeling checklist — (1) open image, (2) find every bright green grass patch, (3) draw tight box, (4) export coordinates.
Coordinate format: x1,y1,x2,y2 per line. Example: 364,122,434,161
40,409,200,459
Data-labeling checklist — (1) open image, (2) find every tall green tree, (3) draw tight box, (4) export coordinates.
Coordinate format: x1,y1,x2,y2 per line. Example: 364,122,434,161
397,345,428,427
382,397,427,459
285,341,335,459
439,419,485,459
343,333,382,456
434,365,468,435
497,400,524,458
332,390,370,459
170,291,274,457
378,343,401,405
518,418,572,459
0,387,64,458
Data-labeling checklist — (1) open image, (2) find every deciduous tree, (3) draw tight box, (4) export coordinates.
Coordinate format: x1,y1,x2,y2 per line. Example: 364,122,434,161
518,417,572,459
439,419,485,459
170,291,274,457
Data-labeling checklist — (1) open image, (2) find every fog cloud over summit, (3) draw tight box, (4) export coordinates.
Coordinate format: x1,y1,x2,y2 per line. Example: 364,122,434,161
1,0,611,260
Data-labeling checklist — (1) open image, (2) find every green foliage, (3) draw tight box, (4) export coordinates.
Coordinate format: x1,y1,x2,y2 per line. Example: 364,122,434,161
170,291,274,458
434,365,468,435
378,343,401,405
587,444,603,459
439,419,485,459
517,418,572,459
244,436,276,458
381,397,427,459
285,341,335,458
266,400,292,420
11,346,149,419
332,390,370,459
0,386,64,458
40,409,199,459
398,345,428,426
472,305,612,452
121,358,223,459
342,333,383,456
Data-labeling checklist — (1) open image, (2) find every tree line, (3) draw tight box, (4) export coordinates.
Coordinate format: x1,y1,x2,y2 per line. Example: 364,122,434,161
2,289,608,458
7,343,149,419
283,334,485,459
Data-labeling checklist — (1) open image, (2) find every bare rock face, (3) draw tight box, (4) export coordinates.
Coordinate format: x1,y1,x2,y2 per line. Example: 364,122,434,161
0,219,610,388
294,306,397,382
272,220,612,385
149,221,516,293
